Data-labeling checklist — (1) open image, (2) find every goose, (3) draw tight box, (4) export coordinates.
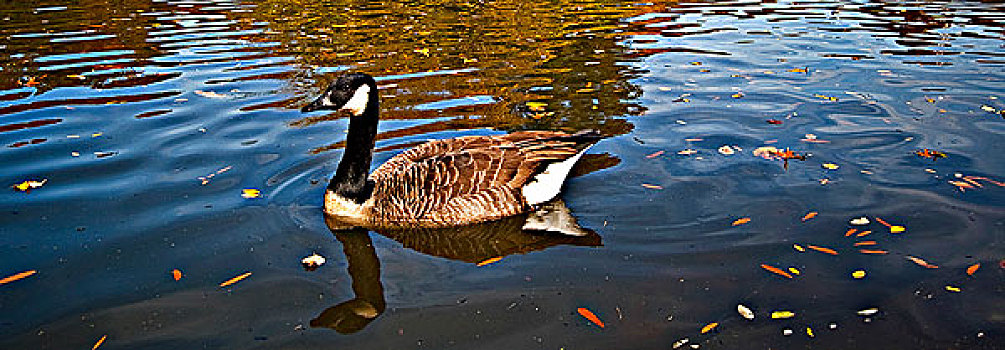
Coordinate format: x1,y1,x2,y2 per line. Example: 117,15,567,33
302,73,603,228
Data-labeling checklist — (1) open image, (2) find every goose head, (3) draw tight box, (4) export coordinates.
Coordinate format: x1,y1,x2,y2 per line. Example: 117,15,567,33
301,73,378,116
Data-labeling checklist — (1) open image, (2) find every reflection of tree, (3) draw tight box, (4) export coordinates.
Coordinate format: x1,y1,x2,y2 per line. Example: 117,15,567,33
246,0,648,138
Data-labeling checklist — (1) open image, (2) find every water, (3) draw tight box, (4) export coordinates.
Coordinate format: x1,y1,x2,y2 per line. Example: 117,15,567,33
1,1,1003,349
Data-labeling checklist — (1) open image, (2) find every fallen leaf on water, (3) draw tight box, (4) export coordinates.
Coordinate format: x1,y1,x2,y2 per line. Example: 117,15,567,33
874,217,892,227
814,94,839,102
12,179,47,192
801,211,818,222
771,311,795,319
793,244,806,252
761,264,793,279
889,226,905,234
737,305,754,320
822,163,839,170
852,270,866,279
850,217,870,225
788,267,801,275
806,327,815,338
477,256,503,267
945,285,961,293
645,150,665,159
788,67,809,73
219,272,252,287
732,93,744,98
241,188,261,199
855,230,872,237
92,334,107,350
301,253,326,271
857,308,879,316
915,148,946,161
859,249,888,254
853,241,877,246
0,270,37,285
845,228,858,237
701,322,719,334
966,263,980,276
642,183,663,190
732,217,751,226
806,245,838,255
171,269,182,281
577,307,605,328
906,256,939,269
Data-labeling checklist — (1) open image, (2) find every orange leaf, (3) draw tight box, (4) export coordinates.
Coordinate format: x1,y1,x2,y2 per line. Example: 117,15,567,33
906,256,939,269
853,241,877,246
701,322,719,334
844,228,857,237
855,230,872,237
806,245,838,255
801,211,818,222
761,264,793,279
642,183,663,190
645,150,665,159
477,256,503,266
966,263,980,276
0,270,37,285
219,272,252,287
92,335,107,350
874,217,892,227
577,307,605,328
732,217,751,226
859,249,888,254
171,269,183,281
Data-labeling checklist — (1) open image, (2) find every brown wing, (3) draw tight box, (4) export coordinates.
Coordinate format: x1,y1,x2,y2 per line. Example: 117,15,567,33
367,131,589,226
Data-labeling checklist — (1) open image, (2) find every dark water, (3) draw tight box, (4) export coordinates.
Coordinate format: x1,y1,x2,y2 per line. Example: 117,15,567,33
2,1,1003,349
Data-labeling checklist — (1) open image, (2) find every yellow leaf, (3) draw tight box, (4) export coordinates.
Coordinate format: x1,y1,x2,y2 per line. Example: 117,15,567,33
852,270,866,279
701,322,718,334
477,256,503,267
822,163,839,170
793,244,805,252
241,189,261,199
889,225,905,234
788,267,801,275
771,311,795,319
945,285,961,293
806,327,815,338
219,272,252,287
0,270,37,285
92,334,107,350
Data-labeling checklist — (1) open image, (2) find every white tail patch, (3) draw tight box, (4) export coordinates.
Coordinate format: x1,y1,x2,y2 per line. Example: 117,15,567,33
341,84,371,116
522,199,590,236
521,147,590,206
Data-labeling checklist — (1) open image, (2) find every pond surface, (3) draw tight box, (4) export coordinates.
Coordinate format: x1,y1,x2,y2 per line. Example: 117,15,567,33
1,0,1003,349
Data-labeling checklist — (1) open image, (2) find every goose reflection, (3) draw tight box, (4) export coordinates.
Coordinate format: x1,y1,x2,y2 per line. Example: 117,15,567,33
312,199,602,334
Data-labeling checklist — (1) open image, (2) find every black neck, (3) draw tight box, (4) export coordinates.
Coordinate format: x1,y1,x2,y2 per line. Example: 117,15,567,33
328,86,378,203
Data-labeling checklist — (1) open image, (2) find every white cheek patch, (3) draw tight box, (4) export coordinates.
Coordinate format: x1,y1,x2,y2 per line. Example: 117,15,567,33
341,84,371,116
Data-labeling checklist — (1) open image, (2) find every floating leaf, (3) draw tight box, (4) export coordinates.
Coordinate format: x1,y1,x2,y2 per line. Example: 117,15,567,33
857,308,879,316
732,217,751,226
737,305,754,320
645,150,665,159
761,264,793,279
793,244,806,252
771,311,795,319
966,263,980,276
852,270,866,279
477,256,503,267
889,225,905,234
945,285,961,293
822,163,839,170
0,270,37,285
906,256,939,269
642,183,663,190
701,322,719,334
853,241,877,246
855,230,872,237
874,217,892,227
801,211,818,222
241,188,261,199
849,217,870,225
788,267,801,275
806,245,838,255
844,228,858,237
915,149,946,161
171,269,182,281
12,179,47,192
92,334,107,350
859,249,888,254
577,307,605,328
219,272,252,287
806,327,815,338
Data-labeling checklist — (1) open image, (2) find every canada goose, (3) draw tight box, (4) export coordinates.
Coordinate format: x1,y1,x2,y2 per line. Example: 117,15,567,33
302,73,603,228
